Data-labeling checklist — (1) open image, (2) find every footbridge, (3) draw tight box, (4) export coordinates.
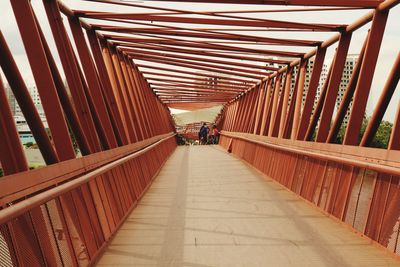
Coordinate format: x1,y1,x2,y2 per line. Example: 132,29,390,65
0,0,400,266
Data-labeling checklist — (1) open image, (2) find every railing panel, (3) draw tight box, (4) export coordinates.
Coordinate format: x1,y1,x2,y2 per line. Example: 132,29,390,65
0,135,176,266
220,132,400,256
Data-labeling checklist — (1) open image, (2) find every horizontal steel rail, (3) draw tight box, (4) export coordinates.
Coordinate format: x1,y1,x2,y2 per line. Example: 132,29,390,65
0,134,176,266
221,131,400,175
220,131,400,256
0,133,176,224
0,133,174,205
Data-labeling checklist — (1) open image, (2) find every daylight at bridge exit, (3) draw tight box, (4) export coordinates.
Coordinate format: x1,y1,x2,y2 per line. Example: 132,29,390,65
1,0,400,266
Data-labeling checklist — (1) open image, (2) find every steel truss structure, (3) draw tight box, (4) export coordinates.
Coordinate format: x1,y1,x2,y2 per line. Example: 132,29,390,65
0,0,399,265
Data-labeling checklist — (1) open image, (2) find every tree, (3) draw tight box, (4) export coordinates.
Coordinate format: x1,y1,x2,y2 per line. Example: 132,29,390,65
334,117,392,148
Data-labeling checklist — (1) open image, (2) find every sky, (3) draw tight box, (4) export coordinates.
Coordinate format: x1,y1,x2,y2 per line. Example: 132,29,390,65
0,0,399,121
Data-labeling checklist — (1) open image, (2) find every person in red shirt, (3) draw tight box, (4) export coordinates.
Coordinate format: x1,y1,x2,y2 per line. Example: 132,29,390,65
211,125,219,144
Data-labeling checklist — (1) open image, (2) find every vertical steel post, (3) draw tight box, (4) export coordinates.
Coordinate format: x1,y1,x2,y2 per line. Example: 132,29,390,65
109,45,139,142
316,32,352,142
291,59,308,139
0,31,59,164
278,68,293,138
87,30,128,146
68,16,117,148
43,0,102,153
34,12,91,156
305,61,334,141
344,10,388,145
297,47,327,140
327,34,368,143
259,79,272,136
253,81,266,134
389,103,400,150
360,53,400,146
268,74,282,136
10,0,75,161
99,38,131,143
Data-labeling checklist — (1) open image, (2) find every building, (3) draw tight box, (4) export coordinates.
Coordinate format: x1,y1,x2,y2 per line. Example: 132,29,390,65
300,57,328,112
266,54,358,123
266,57,328,116
5,84,44,117
336,54,358,125
4,83,17,115
3,83,47,144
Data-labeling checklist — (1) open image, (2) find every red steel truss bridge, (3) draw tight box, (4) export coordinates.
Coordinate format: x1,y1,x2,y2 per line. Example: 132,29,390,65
0,0,400,266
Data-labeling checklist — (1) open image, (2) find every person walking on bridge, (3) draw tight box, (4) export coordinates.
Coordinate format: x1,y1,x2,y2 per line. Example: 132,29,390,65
211,125,219,144
199,122,209,145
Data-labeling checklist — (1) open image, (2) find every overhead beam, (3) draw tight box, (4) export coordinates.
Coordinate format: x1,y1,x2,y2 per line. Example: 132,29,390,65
120,47,279,71
124,50,272,76
108,36,304,58
117,43,290,65
136,64,256,84
138,0,381,8
146,77,247,90
142,71,251,86
129,55,265,80
94,24,320,47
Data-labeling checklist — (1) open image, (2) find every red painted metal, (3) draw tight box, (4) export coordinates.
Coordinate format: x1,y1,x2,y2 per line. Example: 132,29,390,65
344,10,389,145
10,0,75,161
0,31,59,164
297,47,326,140
1,0,400,264
69,16,118,149
326,34,369,143
361,53,400,146
43,0,103,152
316,32,352,142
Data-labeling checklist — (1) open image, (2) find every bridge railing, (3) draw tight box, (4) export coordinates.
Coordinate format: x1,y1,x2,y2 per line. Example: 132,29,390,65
220,131,400,256
0,133,176,266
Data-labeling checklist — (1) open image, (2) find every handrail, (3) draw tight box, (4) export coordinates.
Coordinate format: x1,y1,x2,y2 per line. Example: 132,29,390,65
0,133,176,224
221,131,400,176
0,132,175,204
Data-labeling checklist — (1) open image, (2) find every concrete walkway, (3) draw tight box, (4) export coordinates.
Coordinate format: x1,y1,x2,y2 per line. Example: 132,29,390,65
96,146,400,267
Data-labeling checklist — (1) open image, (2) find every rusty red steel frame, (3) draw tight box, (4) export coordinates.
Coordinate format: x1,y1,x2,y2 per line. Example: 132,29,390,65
0,0,400,265
214,0,400,256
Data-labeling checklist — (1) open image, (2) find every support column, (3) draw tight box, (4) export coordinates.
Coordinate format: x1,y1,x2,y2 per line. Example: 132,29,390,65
297,47,326,140
361,53,400,146
344,10,389,145
68,16,117,148
10,0,75,161
316,32,352,142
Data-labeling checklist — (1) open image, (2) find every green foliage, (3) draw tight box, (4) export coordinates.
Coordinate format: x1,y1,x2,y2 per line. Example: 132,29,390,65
371,120,392,148
334,117,392,148
67,123,80,154
25,142,34,148
0,168,3,177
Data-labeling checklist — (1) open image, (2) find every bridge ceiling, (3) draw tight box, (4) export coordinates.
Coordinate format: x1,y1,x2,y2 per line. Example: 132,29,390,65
64,0,383,109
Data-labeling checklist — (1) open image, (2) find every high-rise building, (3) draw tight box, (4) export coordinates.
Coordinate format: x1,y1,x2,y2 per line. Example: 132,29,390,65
300,57,328,112
4,84,44,117
266,57,328,116
4,83,17,115
266,54,358,123
335,54,358,125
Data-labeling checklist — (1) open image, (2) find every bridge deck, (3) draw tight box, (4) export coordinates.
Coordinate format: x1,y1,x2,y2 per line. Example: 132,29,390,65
96,146,400,267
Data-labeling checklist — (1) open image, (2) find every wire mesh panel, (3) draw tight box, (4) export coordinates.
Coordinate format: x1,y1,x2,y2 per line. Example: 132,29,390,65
0,136,176,266
354,170,377,233
222,134,400,255
0,224,14,267
381,176,400,253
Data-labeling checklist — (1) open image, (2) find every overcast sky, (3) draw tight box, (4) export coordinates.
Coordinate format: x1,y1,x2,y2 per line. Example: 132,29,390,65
0,0,399,121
